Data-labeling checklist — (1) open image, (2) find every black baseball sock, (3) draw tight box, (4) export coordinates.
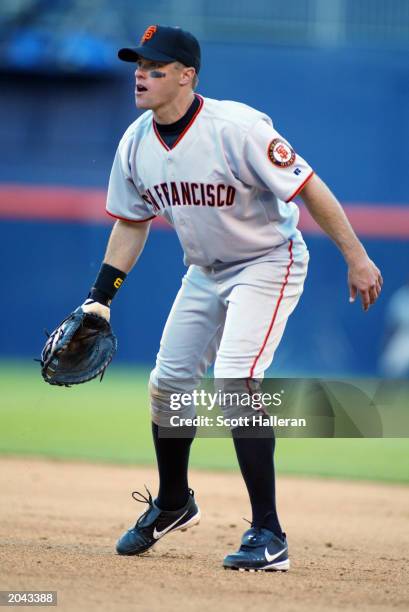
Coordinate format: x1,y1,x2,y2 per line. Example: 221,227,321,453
152,422,196,511
232,424,283,538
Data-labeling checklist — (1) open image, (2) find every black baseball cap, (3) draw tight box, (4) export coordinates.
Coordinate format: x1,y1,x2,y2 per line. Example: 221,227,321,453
118,25,201,73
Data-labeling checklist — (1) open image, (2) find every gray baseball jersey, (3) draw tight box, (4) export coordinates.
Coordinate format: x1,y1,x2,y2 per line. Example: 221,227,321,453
106,95,314,266
107,94,312,412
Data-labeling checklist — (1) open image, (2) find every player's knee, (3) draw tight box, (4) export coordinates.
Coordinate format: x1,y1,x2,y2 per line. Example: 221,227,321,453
149,370,196,426
214,376,263,421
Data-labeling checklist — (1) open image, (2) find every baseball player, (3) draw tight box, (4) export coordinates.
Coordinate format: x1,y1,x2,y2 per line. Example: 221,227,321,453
83,25,382,571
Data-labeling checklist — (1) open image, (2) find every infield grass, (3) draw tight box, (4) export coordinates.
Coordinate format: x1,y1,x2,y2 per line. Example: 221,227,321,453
1,360,408,483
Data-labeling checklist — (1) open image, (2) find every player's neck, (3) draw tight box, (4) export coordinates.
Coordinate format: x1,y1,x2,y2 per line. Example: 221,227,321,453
153,92,195,125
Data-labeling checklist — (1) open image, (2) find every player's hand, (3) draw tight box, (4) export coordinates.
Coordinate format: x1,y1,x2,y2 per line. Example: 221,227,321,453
81,298,111,322
347,255,383,312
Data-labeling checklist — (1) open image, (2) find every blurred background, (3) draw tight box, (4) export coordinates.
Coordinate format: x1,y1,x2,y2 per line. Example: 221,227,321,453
0,1,408,479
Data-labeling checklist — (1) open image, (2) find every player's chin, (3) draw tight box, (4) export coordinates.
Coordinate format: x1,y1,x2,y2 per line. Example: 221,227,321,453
135,94,152,109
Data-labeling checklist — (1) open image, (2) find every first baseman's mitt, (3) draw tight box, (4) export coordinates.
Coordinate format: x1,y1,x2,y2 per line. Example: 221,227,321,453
40,307,117,386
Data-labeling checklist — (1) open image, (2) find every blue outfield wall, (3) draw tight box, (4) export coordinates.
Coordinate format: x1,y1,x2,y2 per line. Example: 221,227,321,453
1,218,408,377
1,44,409,202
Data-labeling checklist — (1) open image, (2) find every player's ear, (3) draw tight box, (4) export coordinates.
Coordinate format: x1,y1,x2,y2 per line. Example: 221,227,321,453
179,67,195,87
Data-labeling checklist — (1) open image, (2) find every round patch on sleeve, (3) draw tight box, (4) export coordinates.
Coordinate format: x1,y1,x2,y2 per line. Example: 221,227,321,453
268,138,296,168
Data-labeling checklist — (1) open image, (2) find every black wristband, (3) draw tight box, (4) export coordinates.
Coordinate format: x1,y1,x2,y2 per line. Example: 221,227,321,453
88,263,127,306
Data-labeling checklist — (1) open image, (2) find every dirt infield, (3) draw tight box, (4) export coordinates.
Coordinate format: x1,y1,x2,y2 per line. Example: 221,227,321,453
0,457,408,612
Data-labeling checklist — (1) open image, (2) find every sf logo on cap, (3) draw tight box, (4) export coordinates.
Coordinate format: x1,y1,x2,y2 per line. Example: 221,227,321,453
141,25,157,43
268,138,296,168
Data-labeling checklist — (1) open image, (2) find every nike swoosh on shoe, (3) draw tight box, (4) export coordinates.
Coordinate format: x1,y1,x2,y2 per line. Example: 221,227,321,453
153,510,189,540
264,546,287,563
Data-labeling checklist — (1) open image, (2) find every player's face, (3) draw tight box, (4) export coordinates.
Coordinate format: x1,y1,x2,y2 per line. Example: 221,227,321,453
134,59,186,110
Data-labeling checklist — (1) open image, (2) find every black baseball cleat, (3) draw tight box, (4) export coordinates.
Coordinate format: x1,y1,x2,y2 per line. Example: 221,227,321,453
223,527,290,572
116,487,200,555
